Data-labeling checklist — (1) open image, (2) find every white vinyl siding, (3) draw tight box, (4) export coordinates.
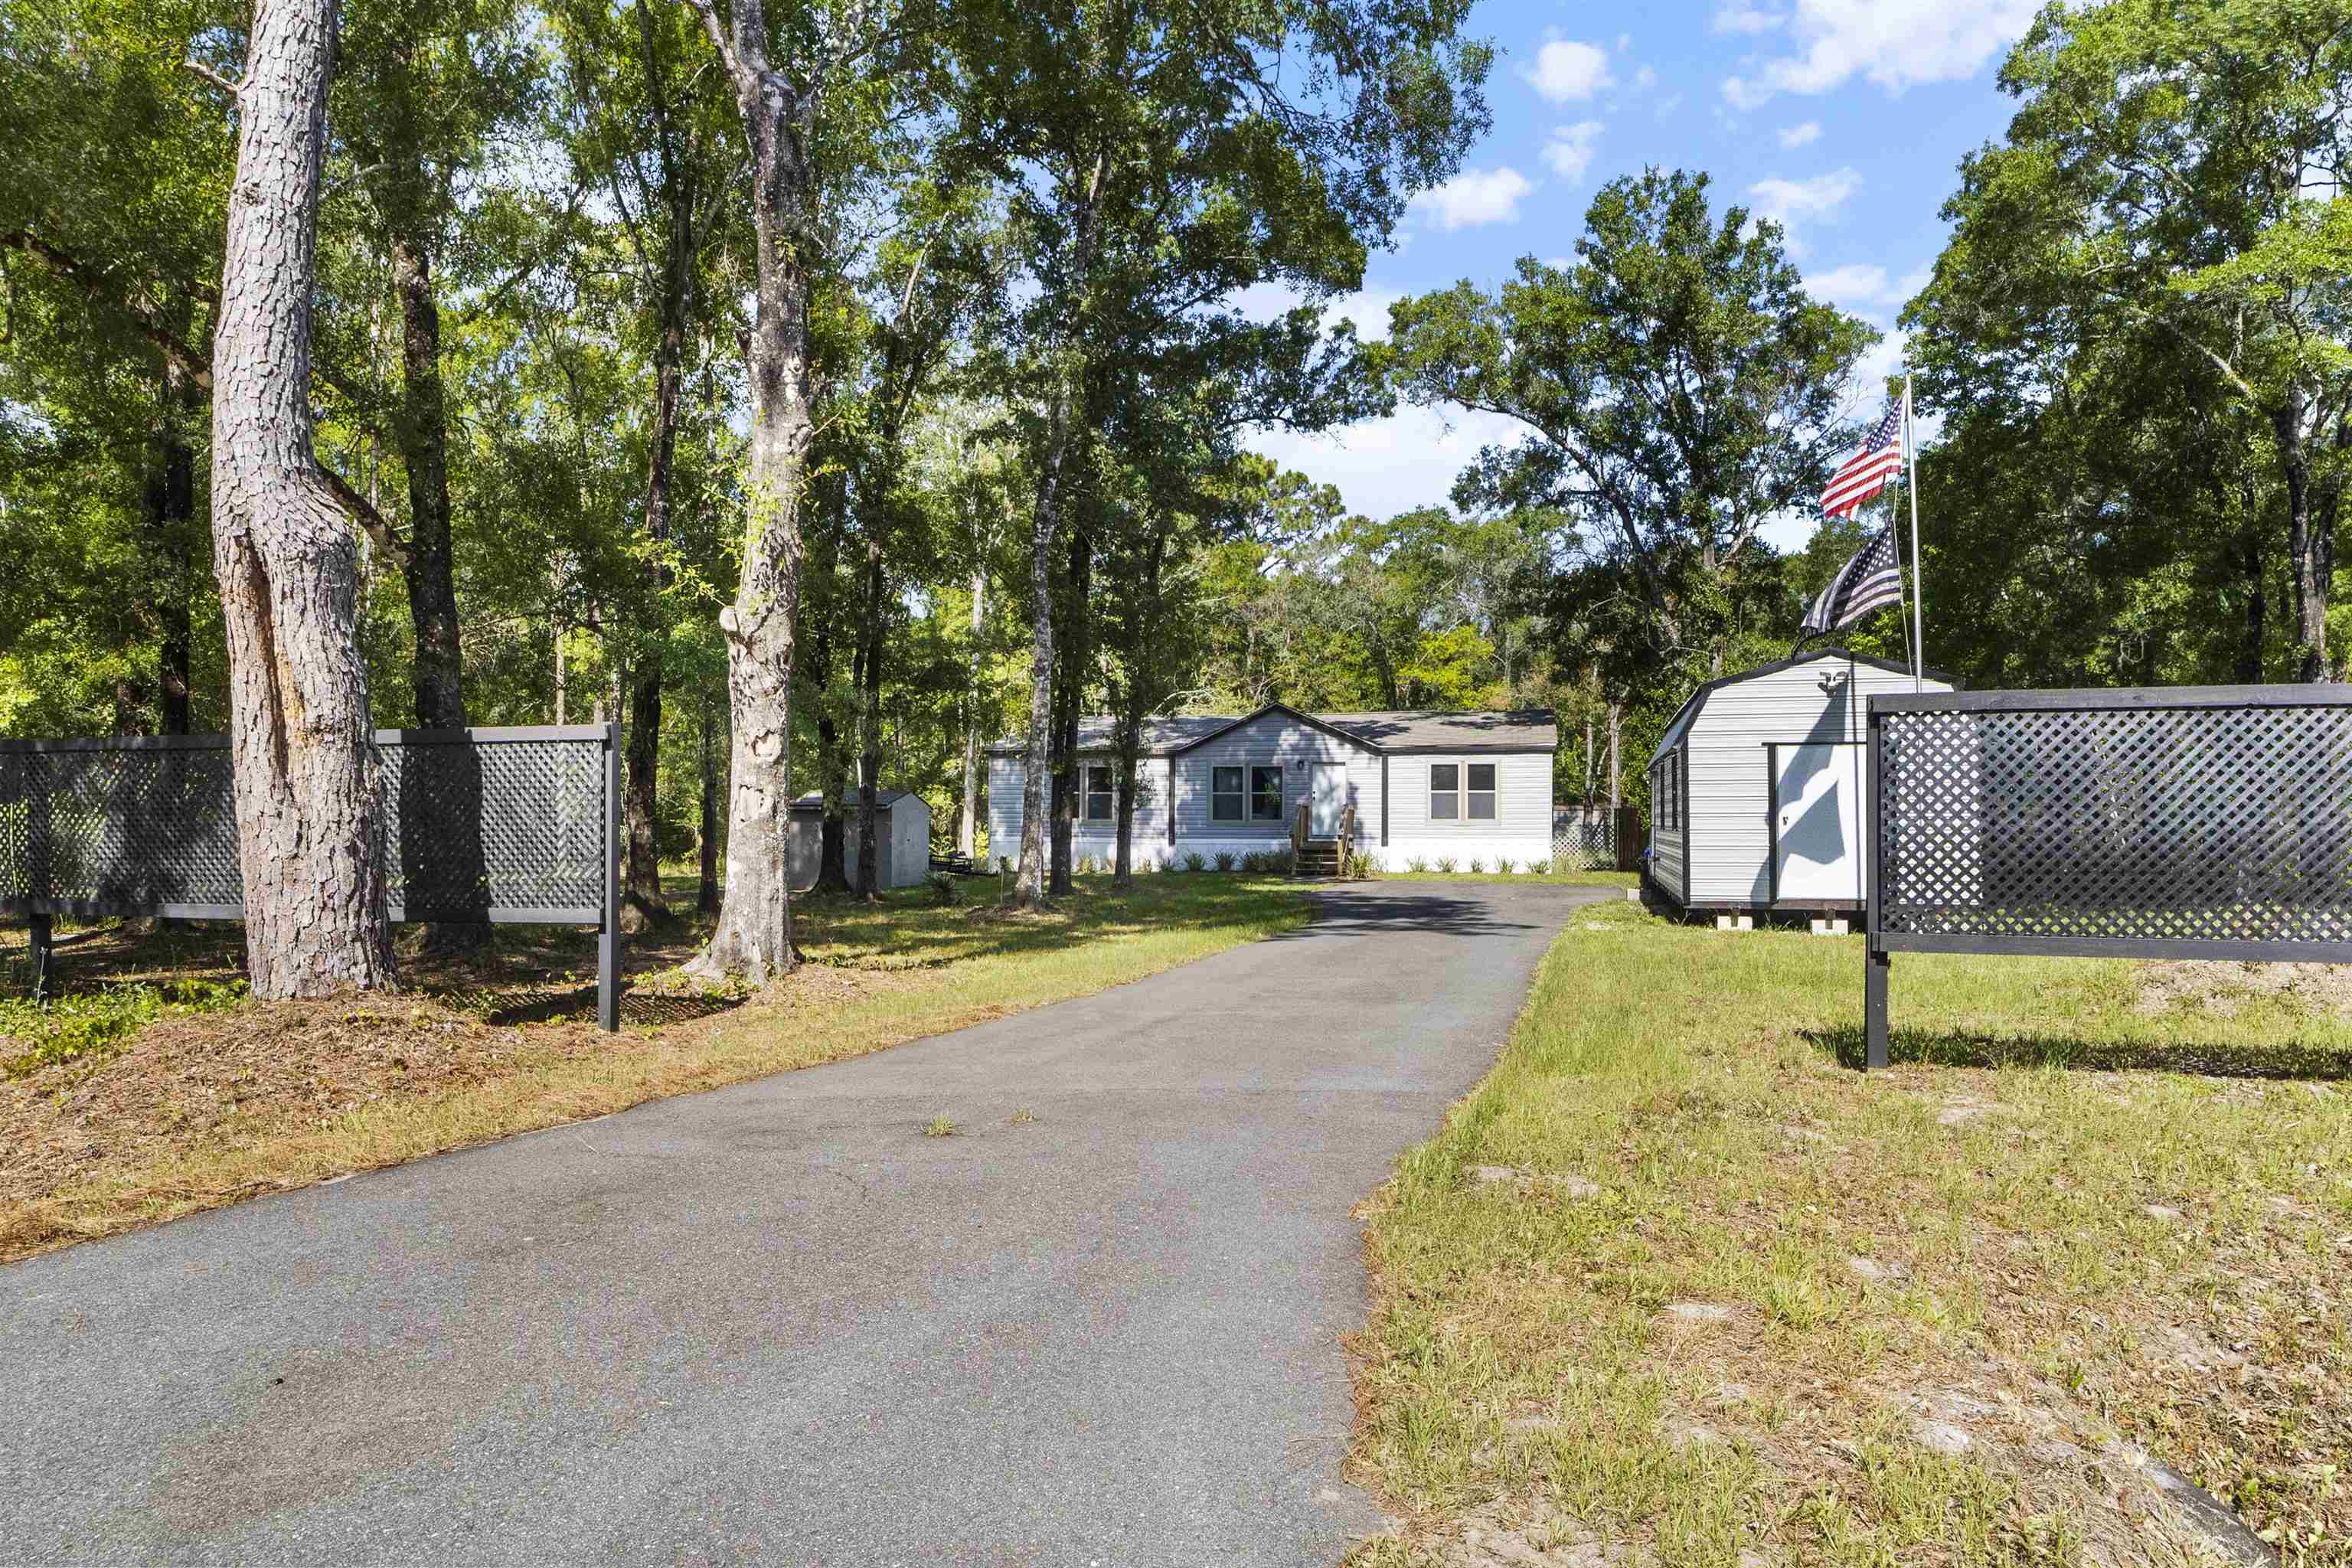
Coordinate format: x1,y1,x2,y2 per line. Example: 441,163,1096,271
986,753,1173,861
1671,656,1952,906
1382,750,1551,868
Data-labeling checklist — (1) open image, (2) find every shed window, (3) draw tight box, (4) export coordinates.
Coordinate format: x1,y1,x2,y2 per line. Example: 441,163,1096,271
1083,764,1114,823
1250,765,1284,821
1429,763,1459,820
1211,766,1244,822
1466,763,1497,820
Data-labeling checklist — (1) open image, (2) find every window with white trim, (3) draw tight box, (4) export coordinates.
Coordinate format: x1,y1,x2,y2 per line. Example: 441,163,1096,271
1429,763,1459,820
1466,762,1497,820
1211,766,1244,822
1249,765,1283,821
1083,763,1114,823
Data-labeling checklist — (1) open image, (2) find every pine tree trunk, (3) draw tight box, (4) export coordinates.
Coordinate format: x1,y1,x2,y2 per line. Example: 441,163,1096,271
958,568,984,861
2279,387,2330,682
620,66,697,933
854,540,886,897
698,693,721,916
1049,515,1091,896
621,668,666,930
1011,172,1102,908
150,361,198,737
688,0,820,984
388,234,466,730
209,0,394,998
1607,701,1621,808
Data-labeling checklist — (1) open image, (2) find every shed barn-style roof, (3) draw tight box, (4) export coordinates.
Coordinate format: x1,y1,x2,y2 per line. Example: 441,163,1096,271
788,789,921,811
1650,648,1957,760
985,704,1557,757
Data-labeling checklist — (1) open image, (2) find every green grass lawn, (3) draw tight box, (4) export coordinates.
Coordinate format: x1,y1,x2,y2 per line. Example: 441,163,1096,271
4,875,1309,1260
1348,900,2352,1566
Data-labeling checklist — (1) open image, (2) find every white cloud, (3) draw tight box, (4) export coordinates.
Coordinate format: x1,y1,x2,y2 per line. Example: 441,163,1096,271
1713,4,1785,33
1524,38,1615,103
1410,166,1537,230
1655,92,1687,119
1808,263,1891,305
1721,0,2040,108
1632,64,1658,90
1541,121,1606,182
1747,168,1860,252
1777,120,1822,149
1246,404,1532,521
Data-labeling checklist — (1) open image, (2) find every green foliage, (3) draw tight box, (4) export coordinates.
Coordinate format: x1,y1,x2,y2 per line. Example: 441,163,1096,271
2,977,247,1079
1184,852,1207,873
1214,851,1236,873
1384,171,1877,688
1436,857,1457,874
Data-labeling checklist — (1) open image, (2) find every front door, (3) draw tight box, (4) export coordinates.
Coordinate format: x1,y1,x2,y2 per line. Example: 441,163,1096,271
1308,763,1347,837
1772,743,1864,903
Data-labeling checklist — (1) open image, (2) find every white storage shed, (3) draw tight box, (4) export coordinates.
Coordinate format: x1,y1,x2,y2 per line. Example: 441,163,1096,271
1645,649,1955,916
786,789,933,890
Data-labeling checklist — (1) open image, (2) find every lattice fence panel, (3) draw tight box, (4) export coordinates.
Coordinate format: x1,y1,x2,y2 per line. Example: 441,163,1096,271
380,737,606,918
0,730,609,921
1879,702,2352,943
0,744,240,909
1552,808,1615,871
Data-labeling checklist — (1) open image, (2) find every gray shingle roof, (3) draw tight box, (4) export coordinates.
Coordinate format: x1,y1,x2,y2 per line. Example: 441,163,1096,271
985,706,1556,756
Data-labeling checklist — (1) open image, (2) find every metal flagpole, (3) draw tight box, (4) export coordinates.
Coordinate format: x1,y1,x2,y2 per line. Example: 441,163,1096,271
1903,373,1923,692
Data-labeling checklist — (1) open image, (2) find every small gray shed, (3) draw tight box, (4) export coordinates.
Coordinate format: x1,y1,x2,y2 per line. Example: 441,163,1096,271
1645,648,1955,915
786,790,933,890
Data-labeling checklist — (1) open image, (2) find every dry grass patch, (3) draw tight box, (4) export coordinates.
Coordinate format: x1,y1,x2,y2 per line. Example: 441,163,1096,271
1348,903,2351,1568
2,874,1308,1262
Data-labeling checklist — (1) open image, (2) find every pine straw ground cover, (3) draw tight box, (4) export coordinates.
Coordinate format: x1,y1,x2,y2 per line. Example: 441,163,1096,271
2,874,1308,1263
1348,900,2351,1568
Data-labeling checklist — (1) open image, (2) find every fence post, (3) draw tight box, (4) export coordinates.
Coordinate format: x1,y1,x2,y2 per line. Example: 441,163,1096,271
598,721,622,1032
1863,699,1888,1070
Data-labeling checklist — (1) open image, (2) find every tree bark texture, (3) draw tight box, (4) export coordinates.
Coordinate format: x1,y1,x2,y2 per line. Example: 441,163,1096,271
208,0,395,997
1012,174,1102,908
145,361,198,736
854,537,885,897
620,31,701,931
959,567,984,861
1049,515,1092,897
387,234,466,730
697,694,722,915
2276,385,2331,682
686,0,821,982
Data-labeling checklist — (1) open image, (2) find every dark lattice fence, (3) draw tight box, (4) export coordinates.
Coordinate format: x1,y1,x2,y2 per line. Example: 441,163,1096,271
0,725,620,1026
1552,807,1615,871
1860,686,2352,1067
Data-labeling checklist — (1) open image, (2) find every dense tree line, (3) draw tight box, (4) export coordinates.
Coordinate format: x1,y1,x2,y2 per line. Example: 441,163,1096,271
1,0,2344,995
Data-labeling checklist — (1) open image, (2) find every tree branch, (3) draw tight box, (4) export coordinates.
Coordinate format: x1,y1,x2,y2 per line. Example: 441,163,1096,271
0,230,214,388
182,59,244,96
316,460,413,568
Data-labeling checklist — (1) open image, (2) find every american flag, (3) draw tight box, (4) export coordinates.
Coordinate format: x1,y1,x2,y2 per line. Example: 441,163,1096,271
1820,396,1906,518
1801,525,1903,637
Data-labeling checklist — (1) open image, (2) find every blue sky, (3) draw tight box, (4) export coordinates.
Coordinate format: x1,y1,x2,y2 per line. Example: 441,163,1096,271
1243,0,2040,552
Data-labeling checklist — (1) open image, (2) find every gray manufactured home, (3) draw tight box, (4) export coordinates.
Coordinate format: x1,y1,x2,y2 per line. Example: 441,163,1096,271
985,704,1557,871
1645,649,1955,916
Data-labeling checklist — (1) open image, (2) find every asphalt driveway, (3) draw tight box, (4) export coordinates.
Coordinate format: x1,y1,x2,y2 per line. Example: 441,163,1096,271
4,881,1610,1566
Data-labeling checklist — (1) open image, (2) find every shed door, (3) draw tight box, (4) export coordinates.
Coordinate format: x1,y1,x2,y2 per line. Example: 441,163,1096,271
1308,763,1347,836
1772,743,1864,903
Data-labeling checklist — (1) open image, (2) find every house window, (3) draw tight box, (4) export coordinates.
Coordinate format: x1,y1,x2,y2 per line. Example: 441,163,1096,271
1250,765,1284,821
1212,766,1245,822
1429,763,1459,820
1083,764,1114,823
1466,762,1497,820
